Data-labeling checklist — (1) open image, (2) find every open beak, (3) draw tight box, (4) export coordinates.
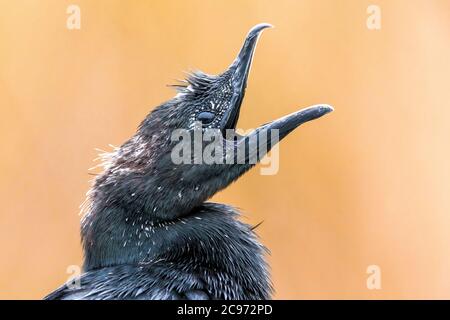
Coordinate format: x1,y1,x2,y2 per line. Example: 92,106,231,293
222,23,333,162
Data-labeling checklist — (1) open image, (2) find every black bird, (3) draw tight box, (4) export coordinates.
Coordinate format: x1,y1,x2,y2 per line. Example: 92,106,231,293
45,23,333,300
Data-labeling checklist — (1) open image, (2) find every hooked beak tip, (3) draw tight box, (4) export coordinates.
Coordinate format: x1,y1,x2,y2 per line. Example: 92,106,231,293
247,23,274,38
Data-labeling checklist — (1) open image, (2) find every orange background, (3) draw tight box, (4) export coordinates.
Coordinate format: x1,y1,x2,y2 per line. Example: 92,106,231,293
1,0,450,299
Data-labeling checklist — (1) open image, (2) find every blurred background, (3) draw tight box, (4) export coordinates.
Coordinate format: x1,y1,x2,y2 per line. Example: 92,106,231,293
1,0,450,299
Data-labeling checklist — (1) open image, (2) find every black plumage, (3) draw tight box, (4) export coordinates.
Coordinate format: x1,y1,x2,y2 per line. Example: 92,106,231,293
45,23,332,300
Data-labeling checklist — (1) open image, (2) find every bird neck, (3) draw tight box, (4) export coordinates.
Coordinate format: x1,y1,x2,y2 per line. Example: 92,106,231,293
81,203,267,276
80,130,255,270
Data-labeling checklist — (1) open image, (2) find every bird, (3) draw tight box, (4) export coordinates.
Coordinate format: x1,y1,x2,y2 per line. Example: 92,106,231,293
45,23,333,300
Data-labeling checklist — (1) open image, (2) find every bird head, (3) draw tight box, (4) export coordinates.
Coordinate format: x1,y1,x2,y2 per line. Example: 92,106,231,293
89,23,333,222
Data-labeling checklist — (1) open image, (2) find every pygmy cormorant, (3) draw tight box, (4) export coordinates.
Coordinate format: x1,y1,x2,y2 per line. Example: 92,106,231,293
45,23,333,300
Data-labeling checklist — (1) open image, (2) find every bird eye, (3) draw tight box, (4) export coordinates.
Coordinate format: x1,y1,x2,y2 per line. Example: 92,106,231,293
197,111,215,125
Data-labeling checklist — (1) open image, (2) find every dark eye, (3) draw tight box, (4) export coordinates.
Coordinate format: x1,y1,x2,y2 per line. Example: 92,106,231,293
197,111,215,125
